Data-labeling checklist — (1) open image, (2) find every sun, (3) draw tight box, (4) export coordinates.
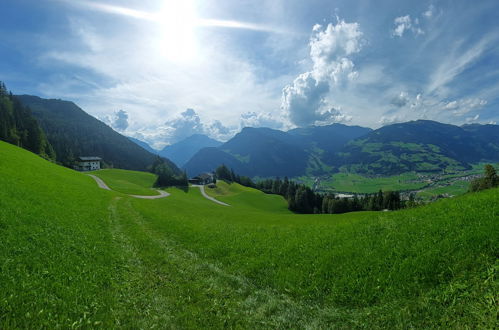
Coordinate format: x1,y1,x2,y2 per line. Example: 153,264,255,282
156,0,198,62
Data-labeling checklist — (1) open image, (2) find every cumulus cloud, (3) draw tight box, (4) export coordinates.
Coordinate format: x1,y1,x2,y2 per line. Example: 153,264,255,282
102,109,129,131
282,72,330,126
310,21,363,81
392,15,424,37
206,120,234,141
391,91,410,107
130,108,238,149
281,19,363,127
164,108,205,143
239,111,284,130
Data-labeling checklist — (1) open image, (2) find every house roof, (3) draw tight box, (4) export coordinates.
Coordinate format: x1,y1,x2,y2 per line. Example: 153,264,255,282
77,156,102,161
195,173,213,180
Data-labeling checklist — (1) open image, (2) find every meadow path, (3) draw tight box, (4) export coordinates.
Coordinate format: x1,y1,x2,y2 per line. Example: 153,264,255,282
88,174,170,199
191,184,230,206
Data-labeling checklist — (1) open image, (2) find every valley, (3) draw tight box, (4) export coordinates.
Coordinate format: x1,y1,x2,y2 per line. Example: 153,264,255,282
297,165,488,200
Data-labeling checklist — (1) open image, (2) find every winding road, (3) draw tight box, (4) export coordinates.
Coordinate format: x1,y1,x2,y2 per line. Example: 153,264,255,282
87,174,170,199
191,185,230,206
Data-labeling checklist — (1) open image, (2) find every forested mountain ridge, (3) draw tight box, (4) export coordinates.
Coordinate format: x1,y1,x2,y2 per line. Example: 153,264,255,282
185,120,499,177
16,95,180,173
0,82,54,159
184,124,370,177
338,120,499,175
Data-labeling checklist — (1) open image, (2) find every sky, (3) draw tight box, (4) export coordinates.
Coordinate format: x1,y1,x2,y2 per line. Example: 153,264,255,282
1,0,499,149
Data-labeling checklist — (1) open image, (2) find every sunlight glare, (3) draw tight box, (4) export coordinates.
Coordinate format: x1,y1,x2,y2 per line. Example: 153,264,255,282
156,0,198,62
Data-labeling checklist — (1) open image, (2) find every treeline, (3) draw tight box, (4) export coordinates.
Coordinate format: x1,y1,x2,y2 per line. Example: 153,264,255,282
469,164,498,192
215,164,254,187
214,165,409,214
150,156,188,187
0,82,54,159
256,177,406,214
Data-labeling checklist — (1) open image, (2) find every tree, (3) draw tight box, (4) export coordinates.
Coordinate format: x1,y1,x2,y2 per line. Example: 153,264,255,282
469,164,499,192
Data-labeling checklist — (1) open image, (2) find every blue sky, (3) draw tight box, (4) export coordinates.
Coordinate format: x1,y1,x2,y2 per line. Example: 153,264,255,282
1,0,498,148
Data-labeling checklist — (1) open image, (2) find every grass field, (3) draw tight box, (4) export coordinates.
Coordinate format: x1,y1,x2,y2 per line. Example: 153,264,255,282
1,140,497,328
298,172,426,193
93,168,158,196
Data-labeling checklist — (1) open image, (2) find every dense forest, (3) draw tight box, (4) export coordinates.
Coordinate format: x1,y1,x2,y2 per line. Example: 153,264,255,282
150,156,188,187
214,164,409,214
0,82,54,160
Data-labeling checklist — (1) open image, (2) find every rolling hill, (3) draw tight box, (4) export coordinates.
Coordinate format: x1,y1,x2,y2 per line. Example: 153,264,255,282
1,140,497,328
338,120,499,175
16,95,179,173
158,134,222,167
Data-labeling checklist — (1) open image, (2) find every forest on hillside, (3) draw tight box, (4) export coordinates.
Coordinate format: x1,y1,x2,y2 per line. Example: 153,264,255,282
0,82,54,160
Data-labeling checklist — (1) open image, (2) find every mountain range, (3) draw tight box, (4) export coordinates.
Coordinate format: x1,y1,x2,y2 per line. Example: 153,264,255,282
16,95,180,173
158,134,222,167
7,90,499,179
184,120,499,177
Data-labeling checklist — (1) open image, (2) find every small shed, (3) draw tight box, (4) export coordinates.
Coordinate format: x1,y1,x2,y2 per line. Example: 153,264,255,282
74,156,102,171
188,172,215,185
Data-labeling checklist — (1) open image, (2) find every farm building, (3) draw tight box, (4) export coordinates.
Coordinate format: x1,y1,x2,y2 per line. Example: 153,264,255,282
74,156,102,171
188,172,215,185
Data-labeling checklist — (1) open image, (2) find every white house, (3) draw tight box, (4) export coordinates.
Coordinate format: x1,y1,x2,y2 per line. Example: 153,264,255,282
74,156,102,171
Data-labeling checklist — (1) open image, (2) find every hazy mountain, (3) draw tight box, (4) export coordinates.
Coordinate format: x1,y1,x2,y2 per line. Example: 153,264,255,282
128,137,158,155
184,124,370,177
17,95,180,173
158,134,222,167
338,120,499,175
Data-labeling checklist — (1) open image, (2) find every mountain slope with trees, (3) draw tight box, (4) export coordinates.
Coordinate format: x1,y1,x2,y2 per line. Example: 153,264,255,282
185,120,499,178
128,137,158,155
184,124,369,177
338,120,499,175
16,95,179,173
0,82,54,159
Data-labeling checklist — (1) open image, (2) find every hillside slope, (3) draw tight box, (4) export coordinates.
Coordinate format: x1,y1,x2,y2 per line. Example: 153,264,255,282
184,124,369,177
1,140,497,328
128,137,158,155
0,82,54,159
16,95,179,173
338,120,499,175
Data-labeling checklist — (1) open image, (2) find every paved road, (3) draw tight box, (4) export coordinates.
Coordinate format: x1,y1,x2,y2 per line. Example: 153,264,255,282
88,174,170,199
192,185,230,206
88,174,111,190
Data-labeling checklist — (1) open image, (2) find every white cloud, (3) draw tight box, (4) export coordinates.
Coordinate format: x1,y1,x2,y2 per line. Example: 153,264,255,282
423,5,435,18
281,19,363,127
427,34,497,96
392,15,424,37
465,114,480,123
391,91,410,107
239,111,284,130
444,98,487,115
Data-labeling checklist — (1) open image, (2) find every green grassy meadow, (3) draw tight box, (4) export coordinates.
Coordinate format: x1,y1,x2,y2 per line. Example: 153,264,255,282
93,168,158,195
0,140,497,328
